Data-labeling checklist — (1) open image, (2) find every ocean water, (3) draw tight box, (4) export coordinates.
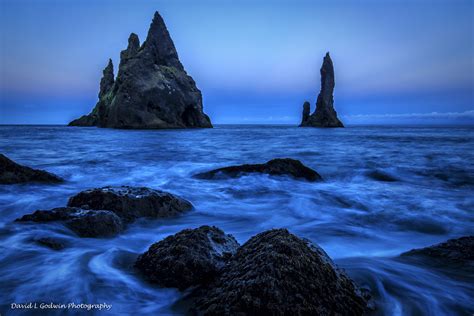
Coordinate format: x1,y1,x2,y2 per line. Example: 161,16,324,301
0,125,473,315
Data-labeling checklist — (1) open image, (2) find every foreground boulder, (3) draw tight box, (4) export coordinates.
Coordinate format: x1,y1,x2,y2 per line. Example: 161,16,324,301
69,11,212,129
401,236,473,269
135,226,239,290
67,186,193,222
195,229,367,315
0,154,63,184
16,207,124,238
299,52,344,128
194,158,322,182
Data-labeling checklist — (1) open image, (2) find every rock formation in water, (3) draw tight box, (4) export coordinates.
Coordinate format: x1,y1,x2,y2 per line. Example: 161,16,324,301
16,186,193,238
194,229,368,315
69,12,212,129
67,186,193,222
135,226,239,290
194,158,322,182
300,52,344,128
17,207,124,238
0,154,64,184
401,236,474,270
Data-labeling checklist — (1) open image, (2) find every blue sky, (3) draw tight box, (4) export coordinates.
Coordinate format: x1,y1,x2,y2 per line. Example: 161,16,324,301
0,0,473,125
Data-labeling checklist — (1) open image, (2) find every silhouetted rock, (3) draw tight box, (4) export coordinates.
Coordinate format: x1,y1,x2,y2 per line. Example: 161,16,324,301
67,186,193,222
135,226,239,290
17,207,124,238
401,236,474,269
301,101,310,125
367,170,398,182
69,11,212,129
35,237,66,250
300,52,344,128
0,154,64,184
194,158,322,182
194,229,368,315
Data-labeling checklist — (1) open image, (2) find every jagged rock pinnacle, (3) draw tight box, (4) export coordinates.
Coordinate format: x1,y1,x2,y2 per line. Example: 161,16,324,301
299,52,344,128
69,11,212,129
99,59,114,99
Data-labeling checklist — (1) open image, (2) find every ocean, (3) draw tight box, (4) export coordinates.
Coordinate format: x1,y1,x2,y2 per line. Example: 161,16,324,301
0,125,473,315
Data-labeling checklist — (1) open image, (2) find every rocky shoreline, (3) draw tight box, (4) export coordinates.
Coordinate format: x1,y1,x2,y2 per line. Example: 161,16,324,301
6,153,473,315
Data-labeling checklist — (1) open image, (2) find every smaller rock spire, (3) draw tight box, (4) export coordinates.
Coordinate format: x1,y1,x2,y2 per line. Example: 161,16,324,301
301,101,310,125
99,59,114,99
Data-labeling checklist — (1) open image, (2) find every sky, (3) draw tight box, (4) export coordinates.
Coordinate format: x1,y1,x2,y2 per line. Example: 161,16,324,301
0,0,473,125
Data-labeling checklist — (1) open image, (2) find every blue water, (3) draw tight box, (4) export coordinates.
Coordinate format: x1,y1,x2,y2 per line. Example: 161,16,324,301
0,125,473,315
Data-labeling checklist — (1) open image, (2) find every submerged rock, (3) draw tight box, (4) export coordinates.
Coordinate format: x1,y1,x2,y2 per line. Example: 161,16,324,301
300,52,344,128
67,186,193,222
34,237,67,250
401,236,474,269
17,207,124,238
195,229,367,315
194,158,322,182
135,226,239,290
0,154,63,184
69,11,212,129
366,170,398,182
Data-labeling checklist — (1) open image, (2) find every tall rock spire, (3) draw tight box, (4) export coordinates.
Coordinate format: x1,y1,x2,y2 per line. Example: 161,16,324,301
69,11,212,129
299,52,344,128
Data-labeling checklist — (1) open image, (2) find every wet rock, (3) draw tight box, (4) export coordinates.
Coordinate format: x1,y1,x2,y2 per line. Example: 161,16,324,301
0,154,64,184
67,186,193,222
195,229,368,315
35,237,66,250
300,52,344,128
401,236,474,268
194,158,322,182
16,207,124,238
366,170,398,182
69,11,212,129
135,226,239,290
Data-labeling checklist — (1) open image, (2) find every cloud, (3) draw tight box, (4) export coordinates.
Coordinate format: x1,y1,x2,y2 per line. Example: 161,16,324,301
342,110,474,124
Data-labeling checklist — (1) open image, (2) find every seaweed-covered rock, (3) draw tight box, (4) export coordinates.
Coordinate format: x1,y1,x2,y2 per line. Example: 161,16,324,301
69,11,212,129
16,207,124,238
194,158,322,182
401,236,474,269
0,154,63,184
195,229,367,315
67,186,193,222
135,226,239,290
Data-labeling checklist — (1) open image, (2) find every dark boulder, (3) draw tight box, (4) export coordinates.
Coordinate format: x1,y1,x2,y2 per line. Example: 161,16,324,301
67,186,193,222
195,229,368,315
135,226,239,290
0,154,63,184
300,52,344,128
16,207,124,238
69,11,212,129
401,236,474,269
194,158,322,182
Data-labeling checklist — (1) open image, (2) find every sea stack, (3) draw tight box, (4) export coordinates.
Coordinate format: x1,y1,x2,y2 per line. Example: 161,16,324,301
300,52,344,128
69,12,212,129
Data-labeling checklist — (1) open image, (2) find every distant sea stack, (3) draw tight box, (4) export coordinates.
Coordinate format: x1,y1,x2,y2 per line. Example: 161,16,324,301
69,12,212,129
300,52,344,128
